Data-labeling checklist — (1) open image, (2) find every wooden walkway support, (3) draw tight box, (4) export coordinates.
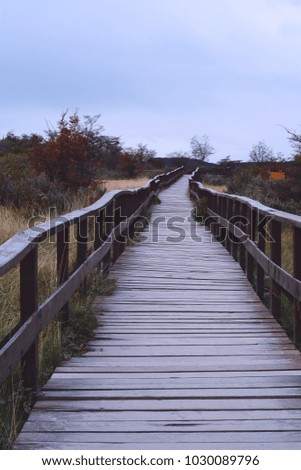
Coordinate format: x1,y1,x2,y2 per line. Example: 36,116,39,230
14,176,301,450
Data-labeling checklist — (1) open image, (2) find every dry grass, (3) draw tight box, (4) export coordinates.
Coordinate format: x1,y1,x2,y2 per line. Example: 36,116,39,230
0,179,145,343
281,226,293,275
204,184,228,193
0,206,32,342
0,201,80,344
0,206,29,245
99,178,149,192
0,191,91,364
0,174,143,341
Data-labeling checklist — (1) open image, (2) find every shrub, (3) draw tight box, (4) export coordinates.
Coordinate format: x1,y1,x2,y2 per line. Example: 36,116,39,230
29,111,104,189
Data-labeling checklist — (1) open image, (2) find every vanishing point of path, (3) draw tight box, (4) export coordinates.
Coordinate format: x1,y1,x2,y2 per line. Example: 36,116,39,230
15,176,301,450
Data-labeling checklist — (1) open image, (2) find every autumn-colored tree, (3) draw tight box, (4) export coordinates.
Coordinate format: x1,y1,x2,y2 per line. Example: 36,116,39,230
99,136,123,171
116,152,139,178
29,111,105,189
116,144,156,178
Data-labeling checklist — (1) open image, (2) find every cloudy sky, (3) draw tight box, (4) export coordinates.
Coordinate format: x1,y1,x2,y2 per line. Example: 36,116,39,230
1,0,301,161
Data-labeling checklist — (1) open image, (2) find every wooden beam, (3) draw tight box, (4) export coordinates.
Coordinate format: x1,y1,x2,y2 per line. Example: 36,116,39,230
20,245,39,392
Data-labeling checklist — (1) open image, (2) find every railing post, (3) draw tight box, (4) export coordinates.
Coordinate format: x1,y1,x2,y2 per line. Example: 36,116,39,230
232,200,240,261
220,196,227,247
77,217,88,293
113,196,127,263
257,213,266,301
94,209,104,272
225,197,231,252
213,195,219,239
239,203,247,272
20,245,39,392
247,208,256,285
293,226,301,344
227,199,234,254
205,193,212,230
102,201,114,274
270,219,282,321
57,226,69,322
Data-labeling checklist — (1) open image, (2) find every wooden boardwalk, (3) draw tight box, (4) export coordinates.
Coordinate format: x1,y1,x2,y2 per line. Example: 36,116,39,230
15,176,301,450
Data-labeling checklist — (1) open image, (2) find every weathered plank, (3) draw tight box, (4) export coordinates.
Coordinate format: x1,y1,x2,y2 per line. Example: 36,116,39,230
20,419,301,433
14,430,301,444
13,441,301,450
26,408,301,421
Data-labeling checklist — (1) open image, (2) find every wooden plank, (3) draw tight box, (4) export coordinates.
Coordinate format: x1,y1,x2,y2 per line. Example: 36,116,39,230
14,431,301,444
50,370,301,378
12,441,301,450
83,346,297,357
90,336,291,345
21,419,301,433
44,376,301,390
33,397,301,411
26,408,301,421
53,364,301,373
40,387,301,399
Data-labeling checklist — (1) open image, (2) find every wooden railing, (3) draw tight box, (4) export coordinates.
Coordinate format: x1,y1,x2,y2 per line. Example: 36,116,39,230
0,166,183,390
189,169,301,345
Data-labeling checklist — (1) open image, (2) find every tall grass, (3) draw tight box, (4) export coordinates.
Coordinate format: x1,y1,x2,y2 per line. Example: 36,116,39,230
96,177,149,193
0,206,29,245
204,183,228,193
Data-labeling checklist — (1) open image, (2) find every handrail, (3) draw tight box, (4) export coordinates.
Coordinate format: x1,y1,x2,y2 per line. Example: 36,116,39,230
190,168,301,226
189,168,301,345
0,166,184,389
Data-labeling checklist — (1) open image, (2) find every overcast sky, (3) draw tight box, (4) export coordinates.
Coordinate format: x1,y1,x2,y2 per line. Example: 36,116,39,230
1,0,301,161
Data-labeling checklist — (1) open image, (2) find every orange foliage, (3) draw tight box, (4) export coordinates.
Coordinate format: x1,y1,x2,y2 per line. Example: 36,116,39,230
29,112,103,189
270,171,285,180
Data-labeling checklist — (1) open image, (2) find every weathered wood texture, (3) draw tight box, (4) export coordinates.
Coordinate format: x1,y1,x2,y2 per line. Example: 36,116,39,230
0,167,183,389
14,176,301,450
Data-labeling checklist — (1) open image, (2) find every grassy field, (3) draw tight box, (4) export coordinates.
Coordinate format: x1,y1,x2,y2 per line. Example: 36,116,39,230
0,206,29,245
101,177,149,192
204,183,228,193
0,178,149,245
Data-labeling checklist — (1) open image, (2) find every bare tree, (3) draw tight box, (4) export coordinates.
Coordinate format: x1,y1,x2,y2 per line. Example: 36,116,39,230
249,141,275,163
127,143,156,164
167,151,190,159
190,135,215,162
285,127,301,156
